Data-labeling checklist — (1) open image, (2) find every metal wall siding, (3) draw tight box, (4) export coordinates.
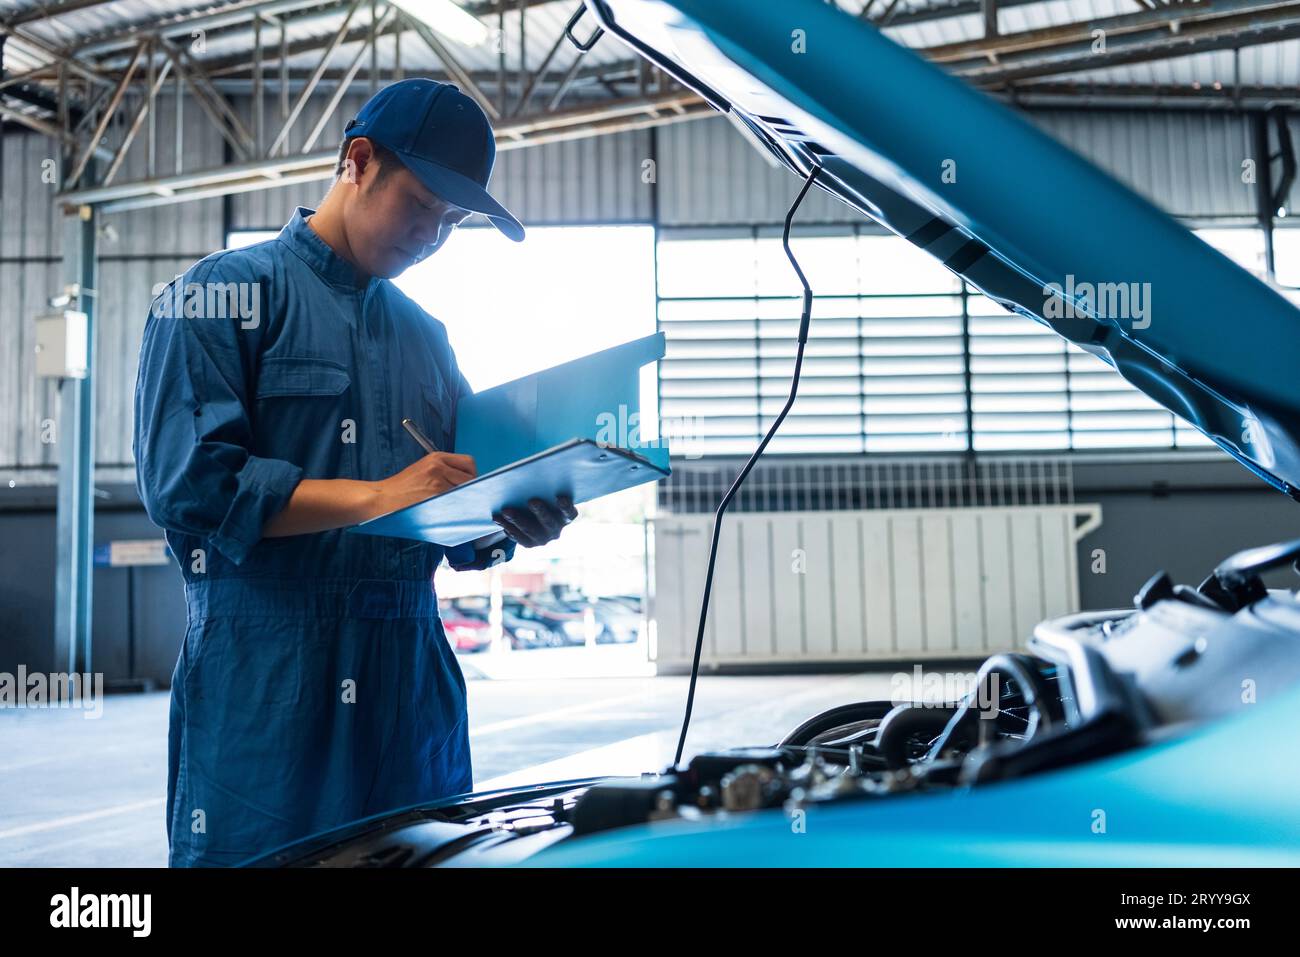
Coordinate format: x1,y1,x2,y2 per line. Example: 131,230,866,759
657,116,858,226
492,127,655,224
228,92,369,227
1287,116,1300,215
660,111,1258,227
90,94,227,465
1,139,62,470
1029,111,1254,219
100,91,227,257
231,174,330,229
2,122,224,475
94,257,198,468
216,104,1262,230
0,250,195,472
228,105,656,229
1246,38,1300,87
0,259,61,469
1,130,61,260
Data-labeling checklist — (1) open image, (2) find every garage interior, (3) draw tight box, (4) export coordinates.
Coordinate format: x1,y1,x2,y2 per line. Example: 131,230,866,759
3,0,1300,867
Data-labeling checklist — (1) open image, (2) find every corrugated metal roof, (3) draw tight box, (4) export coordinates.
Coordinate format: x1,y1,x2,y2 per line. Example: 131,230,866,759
190,2,636,75
16,0,172,38
7,0,1300,90
14,1,632,75
886,12,984,48
1041,40,1300,89
999,0,1133,33
884,0,1133,48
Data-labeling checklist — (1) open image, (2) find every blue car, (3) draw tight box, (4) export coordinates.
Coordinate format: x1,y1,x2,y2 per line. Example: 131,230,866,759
246,0,1300,867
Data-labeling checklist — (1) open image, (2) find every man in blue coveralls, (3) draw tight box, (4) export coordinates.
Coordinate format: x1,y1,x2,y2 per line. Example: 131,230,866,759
134,78,578,866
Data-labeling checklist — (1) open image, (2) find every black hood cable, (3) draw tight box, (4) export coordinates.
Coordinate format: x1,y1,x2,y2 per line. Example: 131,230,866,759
674,165,822,766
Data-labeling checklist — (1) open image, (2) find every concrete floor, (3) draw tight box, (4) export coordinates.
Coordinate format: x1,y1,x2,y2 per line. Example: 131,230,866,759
0,658,938,867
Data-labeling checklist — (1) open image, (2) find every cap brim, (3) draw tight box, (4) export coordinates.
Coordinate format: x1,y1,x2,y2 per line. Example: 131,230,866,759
394,149,525,242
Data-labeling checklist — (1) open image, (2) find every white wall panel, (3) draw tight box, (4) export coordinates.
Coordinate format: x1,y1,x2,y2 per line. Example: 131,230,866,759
652,504,1102,668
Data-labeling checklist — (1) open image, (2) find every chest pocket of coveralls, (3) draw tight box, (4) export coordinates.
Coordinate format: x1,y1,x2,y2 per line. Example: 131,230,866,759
419,377,455,455
254,355,356,478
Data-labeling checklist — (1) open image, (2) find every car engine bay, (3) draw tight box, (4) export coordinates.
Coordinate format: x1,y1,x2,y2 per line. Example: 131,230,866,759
252,536,1300,868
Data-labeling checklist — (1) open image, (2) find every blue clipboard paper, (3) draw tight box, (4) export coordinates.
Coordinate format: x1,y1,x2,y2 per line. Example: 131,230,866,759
350,333,671,547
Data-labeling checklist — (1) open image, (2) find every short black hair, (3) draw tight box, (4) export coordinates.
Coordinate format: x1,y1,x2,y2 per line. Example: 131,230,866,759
334,136,400,186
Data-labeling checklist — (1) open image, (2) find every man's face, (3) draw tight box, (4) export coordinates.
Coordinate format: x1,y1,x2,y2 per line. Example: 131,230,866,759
341,140,472,278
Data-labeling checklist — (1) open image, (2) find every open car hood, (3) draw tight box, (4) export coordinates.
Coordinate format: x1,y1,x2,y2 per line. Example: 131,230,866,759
585,0,1300,499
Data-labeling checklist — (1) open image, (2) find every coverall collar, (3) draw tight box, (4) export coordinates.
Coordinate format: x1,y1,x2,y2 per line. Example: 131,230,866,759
279,205,378,291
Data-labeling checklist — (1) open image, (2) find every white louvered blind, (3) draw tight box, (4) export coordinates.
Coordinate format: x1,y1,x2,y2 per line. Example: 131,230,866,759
657,226,1261,456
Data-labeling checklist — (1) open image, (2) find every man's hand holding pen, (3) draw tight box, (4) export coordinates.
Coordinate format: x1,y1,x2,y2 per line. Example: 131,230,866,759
397,416,578,547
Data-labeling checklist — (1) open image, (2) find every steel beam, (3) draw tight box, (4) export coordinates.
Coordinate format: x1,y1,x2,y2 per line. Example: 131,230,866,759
982,0,999,39
201,9,403,78
1010,81,1300,108
267,0,361,156
65,41,145,189
54,204,98,677
928,0,1300,66
301,6,396,152
57,90,707,210
400,10,501,120
960,18,1300,86
0,63,62,91
253,14,264,153
0,101,100,149
159,39,255,159
513,26,569,116
103,56,173,185
71,0,339,57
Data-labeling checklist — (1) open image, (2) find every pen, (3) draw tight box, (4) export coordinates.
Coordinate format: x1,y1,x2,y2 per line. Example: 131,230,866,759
402,417,440,454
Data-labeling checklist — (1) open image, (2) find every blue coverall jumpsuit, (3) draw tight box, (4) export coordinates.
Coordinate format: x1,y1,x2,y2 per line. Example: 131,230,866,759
133,206,515,867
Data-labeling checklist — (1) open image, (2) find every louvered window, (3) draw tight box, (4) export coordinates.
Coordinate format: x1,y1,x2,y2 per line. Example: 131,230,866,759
657,225,1262,456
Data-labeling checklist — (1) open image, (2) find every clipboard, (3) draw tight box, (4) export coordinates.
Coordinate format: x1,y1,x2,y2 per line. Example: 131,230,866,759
352,439,669,546
348,333,671,547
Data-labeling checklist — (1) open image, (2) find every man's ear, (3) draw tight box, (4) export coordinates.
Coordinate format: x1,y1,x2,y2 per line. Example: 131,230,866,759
341,138,374,186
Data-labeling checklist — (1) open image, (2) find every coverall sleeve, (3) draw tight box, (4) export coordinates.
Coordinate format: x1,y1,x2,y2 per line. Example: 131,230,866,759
445,530,517,571
133,256,304,566
444,366,517,571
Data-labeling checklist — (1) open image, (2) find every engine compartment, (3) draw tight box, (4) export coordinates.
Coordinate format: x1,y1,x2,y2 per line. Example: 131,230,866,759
253,538,1300,868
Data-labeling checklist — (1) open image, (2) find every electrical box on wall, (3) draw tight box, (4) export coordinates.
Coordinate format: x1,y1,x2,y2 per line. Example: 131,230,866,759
35,310,89,379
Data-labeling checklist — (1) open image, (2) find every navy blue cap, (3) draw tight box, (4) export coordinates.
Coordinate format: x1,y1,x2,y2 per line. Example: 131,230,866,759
344,78,524,242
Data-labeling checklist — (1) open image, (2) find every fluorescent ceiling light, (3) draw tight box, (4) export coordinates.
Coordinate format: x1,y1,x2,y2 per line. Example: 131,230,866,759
391,0,490,47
